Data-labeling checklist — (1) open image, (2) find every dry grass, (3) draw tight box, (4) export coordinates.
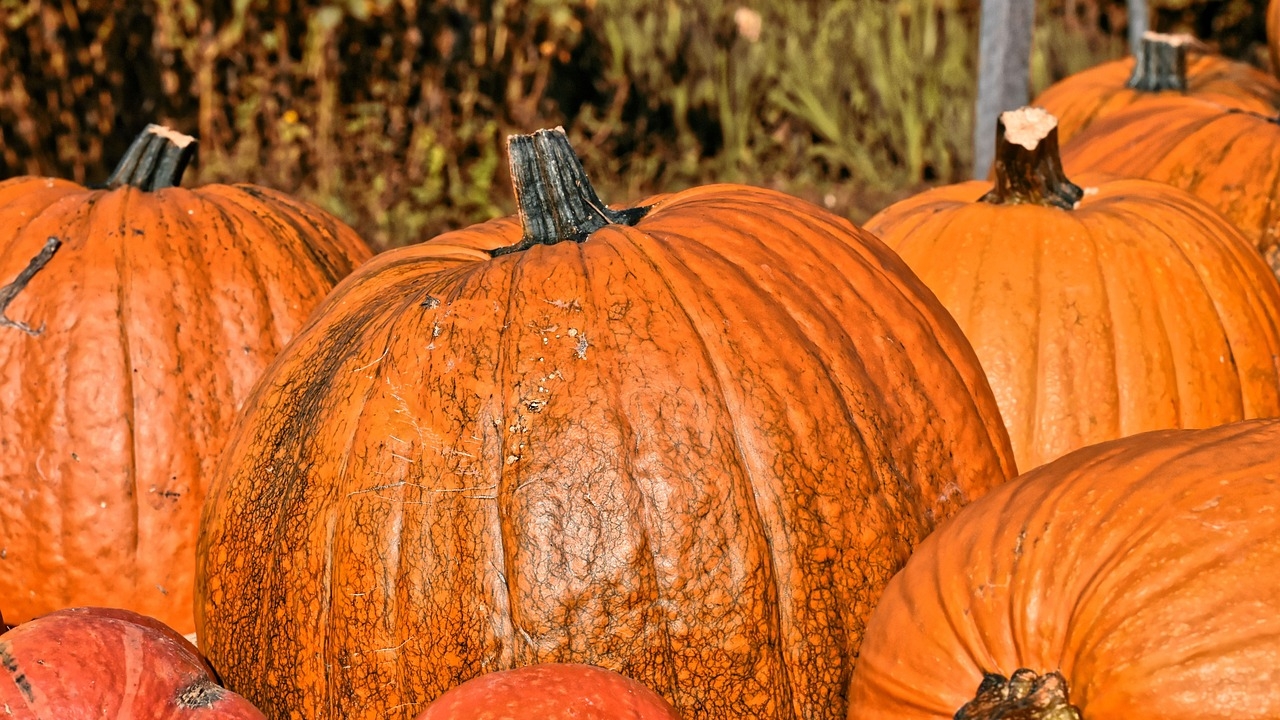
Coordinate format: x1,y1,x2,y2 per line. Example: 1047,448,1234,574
0,0,1266,249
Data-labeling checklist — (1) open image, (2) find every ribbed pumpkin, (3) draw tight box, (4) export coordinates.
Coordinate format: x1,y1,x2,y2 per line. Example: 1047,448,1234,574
195,128,1017,720
1032,31,1280,143
1061,96,1280,275
413,664,682,720
0,125,373,633
865,106,1280,471
0,606,265,719
846,417,1280,720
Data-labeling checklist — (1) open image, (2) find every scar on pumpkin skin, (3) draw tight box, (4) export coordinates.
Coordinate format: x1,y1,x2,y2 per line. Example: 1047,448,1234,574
0,236,62,336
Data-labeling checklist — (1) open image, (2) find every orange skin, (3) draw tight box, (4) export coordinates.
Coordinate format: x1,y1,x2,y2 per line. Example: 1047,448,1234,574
0,176,372,633
848,418,1280,720
1061,96,1280,275
1033,52,1280,144
866,172,1280,471
195,184,1017,720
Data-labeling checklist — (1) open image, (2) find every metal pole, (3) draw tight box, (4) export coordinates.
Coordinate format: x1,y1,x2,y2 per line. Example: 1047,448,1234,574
972,0,1036,179
1128,0,1149,56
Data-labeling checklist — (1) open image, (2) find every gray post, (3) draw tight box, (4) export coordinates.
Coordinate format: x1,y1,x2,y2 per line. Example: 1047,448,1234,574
1128,0,1149,55
972,0,1036,179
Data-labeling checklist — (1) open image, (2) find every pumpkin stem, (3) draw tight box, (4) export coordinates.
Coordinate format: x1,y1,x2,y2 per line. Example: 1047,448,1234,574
0,236,62,336
954,669,1083,720
1126,32,1195,92
106,124,198,191
980,107,1084,210
491,127,650,257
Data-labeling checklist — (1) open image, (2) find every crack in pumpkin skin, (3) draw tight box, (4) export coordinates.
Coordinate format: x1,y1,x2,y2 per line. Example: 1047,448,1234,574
0,128,374,633
196,177,1017,720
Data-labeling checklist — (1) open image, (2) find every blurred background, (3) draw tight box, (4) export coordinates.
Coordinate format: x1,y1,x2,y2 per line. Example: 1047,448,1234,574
0,0,1268,250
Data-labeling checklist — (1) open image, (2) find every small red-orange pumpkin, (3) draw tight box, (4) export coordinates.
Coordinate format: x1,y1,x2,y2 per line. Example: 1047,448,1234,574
0,125,374,633
0,606,265,719
414,664,682,720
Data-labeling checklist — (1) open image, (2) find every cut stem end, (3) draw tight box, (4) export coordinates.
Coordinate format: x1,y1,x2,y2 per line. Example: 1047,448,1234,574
106,124,198,191
981,107,1084,210
491,127,650,257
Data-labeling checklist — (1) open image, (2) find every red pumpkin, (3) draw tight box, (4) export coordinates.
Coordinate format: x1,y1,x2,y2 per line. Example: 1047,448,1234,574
0,124,374,633
0,606,265,719
1032,31,1280,143
846,418,1280,720
195,128,1017,720
414,663,682,719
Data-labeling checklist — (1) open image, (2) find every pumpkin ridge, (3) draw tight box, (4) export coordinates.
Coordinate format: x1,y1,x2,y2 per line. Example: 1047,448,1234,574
109,190,145,590
185,193,282,350
1053,436,1225,667
1075,208,1142,438
577,243,682,697
491,240,540,667
606,223,797,715
1110,203,1227,425
565,233,685,697
205,301,404,712
214,185,358,289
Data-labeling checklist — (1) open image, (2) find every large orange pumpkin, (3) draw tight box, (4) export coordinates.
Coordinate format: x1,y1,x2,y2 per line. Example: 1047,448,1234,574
865,106,1280,470
0,125,373,633
195,128,1017,720
1061,96,1280,275
846,417,1280,720
1032,31,1280,143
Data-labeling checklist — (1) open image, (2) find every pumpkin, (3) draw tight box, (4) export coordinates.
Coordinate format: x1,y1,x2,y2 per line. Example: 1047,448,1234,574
0,124,374,633
0,606,266,719
846,417,1280,720
413,663,682,720
195,128,1017,720
1060,96,1280,276
865,106,1280,470
1032,31,1280,144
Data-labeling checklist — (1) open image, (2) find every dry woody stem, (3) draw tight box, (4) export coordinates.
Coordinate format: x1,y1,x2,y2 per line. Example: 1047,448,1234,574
106,124,198,191
0,237,62,336
1126,32,1195,92
981,107,1084,210
492,127,650,256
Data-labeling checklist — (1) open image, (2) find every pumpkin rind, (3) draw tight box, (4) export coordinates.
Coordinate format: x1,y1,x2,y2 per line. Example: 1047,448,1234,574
0,606,265,719
867,107,1280,470
1060,96,1280,275
0,125,374,633
1032,32,1280,144
846,418,1280,720
195,130,1017,720
412,663,682,719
